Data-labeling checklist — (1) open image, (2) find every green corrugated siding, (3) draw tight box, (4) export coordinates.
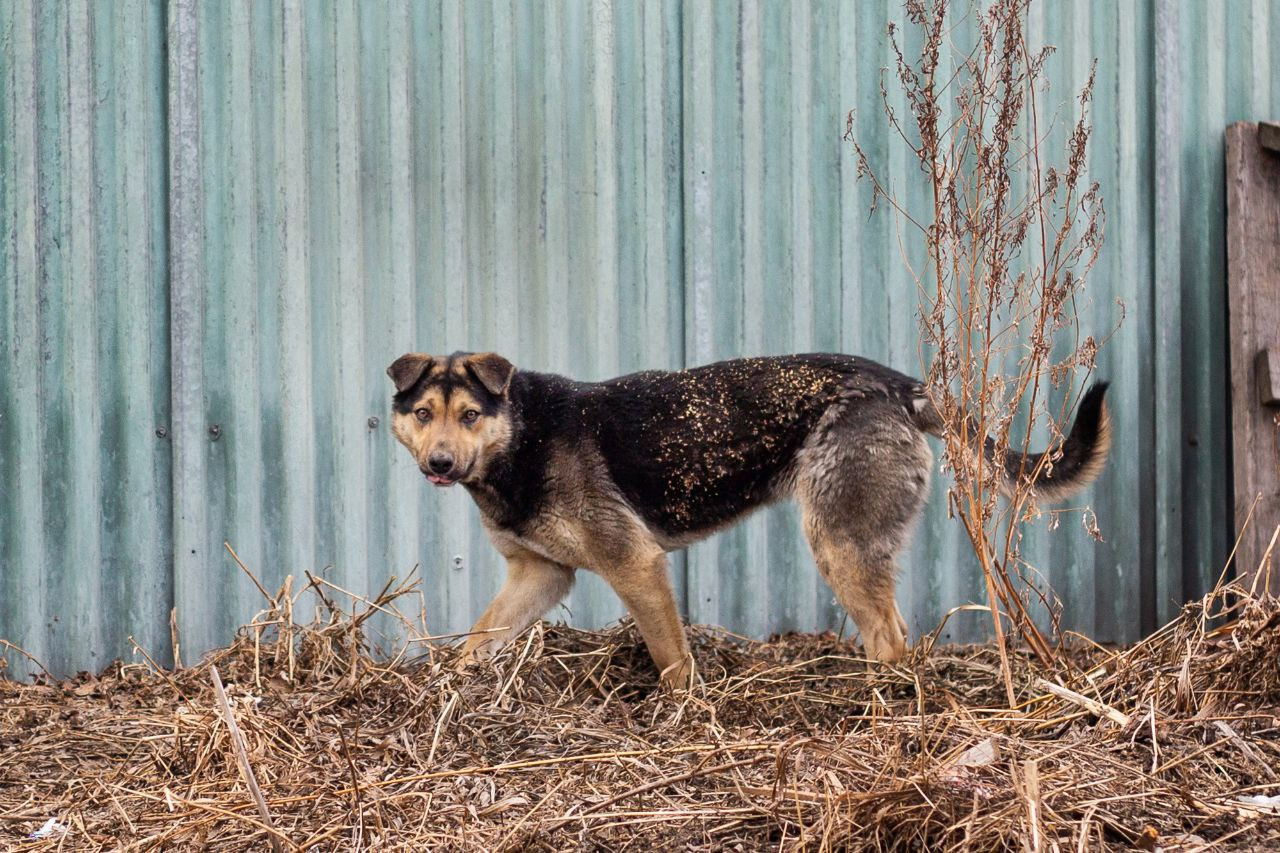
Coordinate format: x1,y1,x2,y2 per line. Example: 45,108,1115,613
164,0,686,658
3,0,1277,677
1,0,171,678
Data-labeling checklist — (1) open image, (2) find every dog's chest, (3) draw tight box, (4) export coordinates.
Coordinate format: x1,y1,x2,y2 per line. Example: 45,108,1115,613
478,491,651,570
487,513,591,565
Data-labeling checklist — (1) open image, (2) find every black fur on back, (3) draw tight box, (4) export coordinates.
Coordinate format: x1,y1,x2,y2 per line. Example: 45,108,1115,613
473,354,929,537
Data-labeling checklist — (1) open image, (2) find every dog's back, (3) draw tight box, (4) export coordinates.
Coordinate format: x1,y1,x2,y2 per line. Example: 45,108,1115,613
573,354,929,541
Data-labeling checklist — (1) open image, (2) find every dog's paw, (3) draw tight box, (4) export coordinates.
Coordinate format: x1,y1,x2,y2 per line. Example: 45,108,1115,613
861,616,909,664
452,652,486,677
658,655,697,693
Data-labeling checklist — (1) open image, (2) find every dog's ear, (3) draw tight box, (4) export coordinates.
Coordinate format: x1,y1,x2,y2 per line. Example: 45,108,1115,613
387,353,433,393
466,352,516,397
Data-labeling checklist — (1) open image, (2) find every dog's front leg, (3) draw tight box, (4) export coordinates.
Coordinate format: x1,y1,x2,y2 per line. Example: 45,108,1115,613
605,548,694,691
458,553,574,667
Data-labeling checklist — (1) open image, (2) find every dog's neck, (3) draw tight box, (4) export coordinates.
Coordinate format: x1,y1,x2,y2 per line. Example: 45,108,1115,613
463,435,526,529
462,373,553,530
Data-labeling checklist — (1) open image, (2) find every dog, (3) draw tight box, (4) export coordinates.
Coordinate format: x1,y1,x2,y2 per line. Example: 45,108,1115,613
387,351,1110,689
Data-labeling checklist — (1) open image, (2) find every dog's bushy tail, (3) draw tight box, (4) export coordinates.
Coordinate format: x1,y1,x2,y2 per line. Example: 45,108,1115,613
912,382,1111,502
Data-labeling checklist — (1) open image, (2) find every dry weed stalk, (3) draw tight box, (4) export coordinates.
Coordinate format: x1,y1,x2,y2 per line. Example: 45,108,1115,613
847,0,1112,699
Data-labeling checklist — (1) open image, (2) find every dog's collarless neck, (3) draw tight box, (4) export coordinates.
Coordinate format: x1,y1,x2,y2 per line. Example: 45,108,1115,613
465,436,535,529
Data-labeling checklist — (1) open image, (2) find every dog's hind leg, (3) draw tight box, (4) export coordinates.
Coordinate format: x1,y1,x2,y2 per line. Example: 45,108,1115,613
804,527,908,662
796,403,931,662
459,551,574,665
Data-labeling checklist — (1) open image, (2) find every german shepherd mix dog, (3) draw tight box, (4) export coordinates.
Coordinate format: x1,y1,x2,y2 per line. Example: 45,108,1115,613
388,351,1110,690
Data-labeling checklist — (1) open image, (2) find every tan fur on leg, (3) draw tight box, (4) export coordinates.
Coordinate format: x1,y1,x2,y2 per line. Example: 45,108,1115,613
803,522,908,663
603,548,693,691
459,552,573,668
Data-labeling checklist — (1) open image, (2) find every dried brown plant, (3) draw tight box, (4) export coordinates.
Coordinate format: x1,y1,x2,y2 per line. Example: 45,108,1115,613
846,0,1116,701
3,549,1279,850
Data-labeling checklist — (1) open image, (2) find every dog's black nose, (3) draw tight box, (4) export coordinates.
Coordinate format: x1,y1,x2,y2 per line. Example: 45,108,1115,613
427,453,454,475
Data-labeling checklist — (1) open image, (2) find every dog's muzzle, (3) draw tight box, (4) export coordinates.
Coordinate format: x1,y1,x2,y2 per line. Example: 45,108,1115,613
423,452,462,486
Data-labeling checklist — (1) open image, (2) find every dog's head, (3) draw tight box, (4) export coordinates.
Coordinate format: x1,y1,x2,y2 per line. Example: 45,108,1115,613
387,351,517,487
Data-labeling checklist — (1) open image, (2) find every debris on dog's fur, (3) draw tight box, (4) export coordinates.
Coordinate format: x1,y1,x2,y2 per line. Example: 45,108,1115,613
2,574,1279,851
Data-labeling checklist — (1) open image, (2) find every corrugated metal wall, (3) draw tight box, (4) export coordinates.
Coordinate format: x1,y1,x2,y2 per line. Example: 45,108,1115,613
1,0,172,678
165,0,686,659
4,0,1278,678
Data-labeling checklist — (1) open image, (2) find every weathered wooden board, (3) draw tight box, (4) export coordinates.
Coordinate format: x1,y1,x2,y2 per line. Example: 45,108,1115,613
1225,122,1280,593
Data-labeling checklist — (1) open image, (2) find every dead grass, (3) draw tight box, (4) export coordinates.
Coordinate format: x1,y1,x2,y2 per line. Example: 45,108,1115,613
2,571,1279,851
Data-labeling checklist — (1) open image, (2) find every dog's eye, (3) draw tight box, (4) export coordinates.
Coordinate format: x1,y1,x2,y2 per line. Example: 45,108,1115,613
414,408,431,423
461,409,480,424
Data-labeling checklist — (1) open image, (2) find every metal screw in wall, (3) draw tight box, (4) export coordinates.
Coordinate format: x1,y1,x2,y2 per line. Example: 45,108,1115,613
155,426,168,439
209,424,221,441
368,416,380,430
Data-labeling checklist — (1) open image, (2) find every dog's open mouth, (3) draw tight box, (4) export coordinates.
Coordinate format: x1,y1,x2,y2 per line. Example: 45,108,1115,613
425,464,470,487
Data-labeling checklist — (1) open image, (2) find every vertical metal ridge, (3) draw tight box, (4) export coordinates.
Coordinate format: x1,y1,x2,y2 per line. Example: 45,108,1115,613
133,0,175,655
1153,0,1183,623
542,2,569,375
333,0,369,593
168,0,208,659
492,0,519,356
2,0,49,678
1188,0,1226,602
382,0,418,610
592,0,620,379
202,0,260,635
59,0,103,669
1129,0,1160,638
276,0,317,591
1257,0,1275,111
514,0,546,366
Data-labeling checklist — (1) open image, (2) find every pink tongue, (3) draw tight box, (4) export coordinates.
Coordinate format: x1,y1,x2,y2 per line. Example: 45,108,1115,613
428,474,454,485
